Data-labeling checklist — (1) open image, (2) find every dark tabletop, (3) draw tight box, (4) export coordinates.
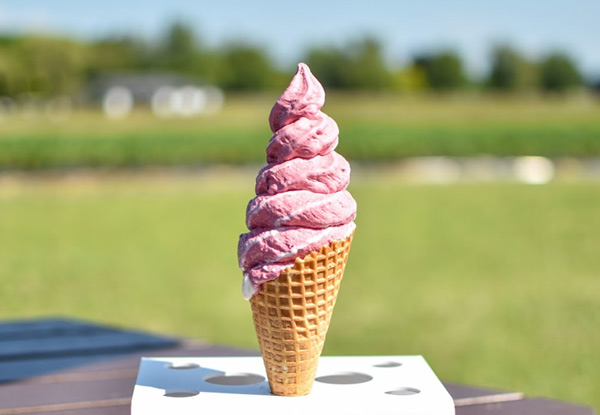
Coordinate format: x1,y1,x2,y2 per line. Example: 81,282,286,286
0,318,595,415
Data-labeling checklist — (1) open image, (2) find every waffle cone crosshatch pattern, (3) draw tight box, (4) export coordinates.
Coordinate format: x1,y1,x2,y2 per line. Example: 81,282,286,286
250,233,354,396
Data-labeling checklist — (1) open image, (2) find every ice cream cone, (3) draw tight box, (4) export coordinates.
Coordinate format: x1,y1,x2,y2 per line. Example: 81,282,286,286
250,231,354,396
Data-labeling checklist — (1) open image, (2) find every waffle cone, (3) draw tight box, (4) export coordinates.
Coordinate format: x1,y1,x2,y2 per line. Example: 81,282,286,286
249,231,354,396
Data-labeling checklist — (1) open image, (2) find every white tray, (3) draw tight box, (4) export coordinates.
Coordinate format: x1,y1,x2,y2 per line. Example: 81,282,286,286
131,355,455,415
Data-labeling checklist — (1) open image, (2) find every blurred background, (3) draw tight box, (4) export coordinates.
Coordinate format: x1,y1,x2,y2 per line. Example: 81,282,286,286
0,0,598,410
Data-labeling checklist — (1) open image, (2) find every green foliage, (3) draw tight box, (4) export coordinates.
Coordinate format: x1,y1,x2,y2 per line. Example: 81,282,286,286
0,35,88,97
216,44,278,91
344,37,392,89
161,21,198,71
488,46,520,90
487,45,538,91
539,53,582,92
305,47,350,89
392,65,428,92
416,51,466,91
0,130,262,169
0,48,19,95
306,37,392,90
1,94,599,170
86,36,152,84
0,26,593,95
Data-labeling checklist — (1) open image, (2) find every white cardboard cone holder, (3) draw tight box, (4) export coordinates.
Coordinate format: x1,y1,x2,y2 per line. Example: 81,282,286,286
131,355,455,415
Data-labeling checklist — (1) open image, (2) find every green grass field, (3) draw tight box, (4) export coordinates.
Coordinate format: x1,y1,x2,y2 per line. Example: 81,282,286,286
0,173,598,410
1,93,599,169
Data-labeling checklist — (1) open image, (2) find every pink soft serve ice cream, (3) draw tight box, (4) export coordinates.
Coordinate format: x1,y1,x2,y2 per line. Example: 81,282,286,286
238,63,357,299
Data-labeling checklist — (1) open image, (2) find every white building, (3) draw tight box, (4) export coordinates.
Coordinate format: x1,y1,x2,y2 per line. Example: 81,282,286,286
90,74,224,119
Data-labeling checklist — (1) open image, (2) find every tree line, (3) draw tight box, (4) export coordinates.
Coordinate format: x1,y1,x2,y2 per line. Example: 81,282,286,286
0,21,591,98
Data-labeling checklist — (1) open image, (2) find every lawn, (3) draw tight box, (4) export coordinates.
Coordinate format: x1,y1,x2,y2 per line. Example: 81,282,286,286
1,93,599,169
0,172,598,410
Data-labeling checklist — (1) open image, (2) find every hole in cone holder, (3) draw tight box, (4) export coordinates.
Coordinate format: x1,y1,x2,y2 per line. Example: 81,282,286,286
373,361,402,368
315,372,373,385
167,362,200,370
204,372,265,386
164,389,199,398
385,387,421,396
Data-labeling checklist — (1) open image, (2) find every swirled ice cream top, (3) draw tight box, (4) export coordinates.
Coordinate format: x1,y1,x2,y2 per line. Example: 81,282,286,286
237,63,356,299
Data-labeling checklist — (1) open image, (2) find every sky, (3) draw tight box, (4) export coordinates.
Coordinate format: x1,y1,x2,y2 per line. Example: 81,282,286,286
1,0,599,79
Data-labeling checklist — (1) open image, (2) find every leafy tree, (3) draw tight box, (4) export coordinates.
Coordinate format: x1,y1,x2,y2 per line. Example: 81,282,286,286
487,45,539,91
156,21,222,82
488,46,521,90
305,47,350,89
160,21,199,72
306,36,391,90
14,36,88,96
416,51,465,91
0,49,19,96
216,43,276,90
1,29,591,97
345,37,392,89
87,36,150,78
391,65,428,92
0,35,21,95
539,53,581,92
